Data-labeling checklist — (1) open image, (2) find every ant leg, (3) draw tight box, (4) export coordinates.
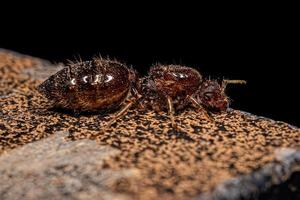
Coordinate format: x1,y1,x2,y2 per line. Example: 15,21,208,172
222,80,246,92
188,96,212,121
166,96,181,130
104,88,142,129
131,87,144,109
105,100,135,128
131,87,142,99
166,96,175,128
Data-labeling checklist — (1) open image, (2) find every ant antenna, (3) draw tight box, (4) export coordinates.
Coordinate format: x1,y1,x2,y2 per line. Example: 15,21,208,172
222,79,246,92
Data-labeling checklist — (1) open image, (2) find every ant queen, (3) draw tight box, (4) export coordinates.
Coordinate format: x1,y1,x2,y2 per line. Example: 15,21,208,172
38,57,246,131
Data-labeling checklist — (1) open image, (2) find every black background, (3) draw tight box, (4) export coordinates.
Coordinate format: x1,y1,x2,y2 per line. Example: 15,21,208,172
0,5,299,127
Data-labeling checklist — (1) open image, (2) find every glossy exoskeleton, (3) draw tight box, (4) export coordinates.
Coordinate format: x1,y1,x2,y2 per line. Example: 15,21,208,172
38,58,139,112
38,60,245,130
140,64,246,129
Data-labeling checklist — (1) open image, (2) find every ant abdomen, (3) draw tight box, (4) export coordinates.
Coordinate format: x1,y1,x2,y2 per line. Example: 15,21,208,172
38,58,133,112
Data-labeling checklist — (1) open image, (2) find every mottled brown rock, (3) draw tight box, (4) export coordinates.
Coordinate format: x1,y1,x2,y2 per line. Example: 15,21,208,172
0,49,299,200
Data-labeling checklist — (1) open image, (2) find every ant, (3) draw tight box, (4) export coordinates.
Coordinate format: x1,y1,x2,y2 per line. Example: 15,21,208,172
38,58,246,131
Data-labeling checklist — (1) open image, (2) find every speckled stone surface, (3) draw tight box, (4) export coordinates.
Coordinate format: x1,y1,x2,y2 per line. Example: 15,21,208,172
0,49,299,200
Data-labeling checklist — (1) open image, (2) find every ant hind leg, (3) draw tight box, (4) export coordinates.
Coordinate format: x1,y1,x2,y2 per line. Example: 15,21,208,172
101,88,142,132
188,96,213,121
104,99,135,128
166,96,185,132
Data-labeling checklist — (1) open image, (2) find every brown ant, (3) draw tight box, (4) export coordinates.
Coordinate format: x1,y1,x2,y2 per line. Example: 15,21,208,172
38,59,246,131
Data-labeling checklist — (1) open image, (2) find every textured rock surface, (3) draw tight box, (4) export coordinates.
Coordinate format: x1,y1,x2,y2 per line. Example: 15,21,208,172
0,49,299,200
0,131,138,200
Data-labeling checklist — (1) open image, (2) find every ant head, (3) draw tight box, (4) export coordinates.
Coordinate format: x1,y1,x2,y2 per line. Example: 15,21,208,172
196,80,228,112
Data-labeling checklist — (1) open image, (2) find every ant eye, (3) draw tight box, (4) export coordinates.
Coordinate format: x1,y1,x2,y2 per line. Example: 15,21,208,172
204,92,213,101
